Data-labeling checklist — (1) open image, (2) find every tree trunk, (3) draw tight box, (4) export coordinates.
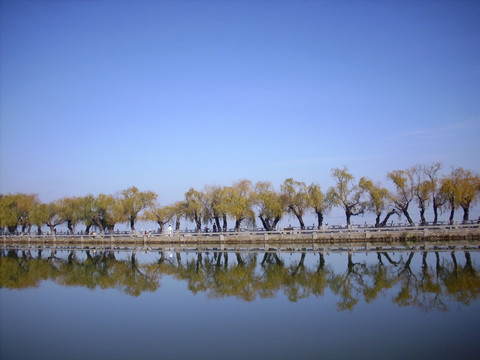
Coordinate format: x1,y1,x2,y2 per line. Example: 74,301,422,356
432,199,439,225
379,210,397,227
419,206,426,226
402,209,415,226
290,206,305,230
297,215,305,230
67,220,74,234
345,211,351,227
222,215,228,232
130,217,135,232
93,218,104,234
214,217,221,232
175,217,180,231
462,206,469,224
272,216,281,231
157,222,164,234
234,218,242,232
449,206,455,225
85,224,91,235
48,225,56,234
7,225,17,234
375,213,381,228
259,216,271,231
315,211,324,229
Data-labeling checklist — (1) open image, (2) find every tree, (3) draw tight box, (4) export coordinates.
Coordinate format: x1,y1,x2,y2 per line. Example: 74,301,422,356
44,201,64,234
58,197,84,234
78,195,97,234
203,185,230,232
0,193,40,234
281,178,310,230
119,187,157,233
424,162,445,225
16,194,40,234
253,181,285,231
440,173,458,225
412,165,434,226
327,167,365,227
450,168,480,223
359,177,396,227
225,180,255,232
144,204,175,233
91,194,120,234
0,194,21,234
30,202,48,235
387,168,416,226
184,188,204,231
170,201,185,232
307,183,331,229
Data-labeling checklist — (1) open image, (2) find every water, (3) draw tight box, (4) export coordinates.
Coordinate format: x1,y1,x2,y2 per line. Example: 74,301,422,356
1,247,479,359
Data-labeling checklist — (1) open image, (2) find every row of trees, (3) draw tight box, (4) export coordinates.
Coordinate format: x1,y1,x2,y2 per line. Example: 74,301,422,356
1,163,479,235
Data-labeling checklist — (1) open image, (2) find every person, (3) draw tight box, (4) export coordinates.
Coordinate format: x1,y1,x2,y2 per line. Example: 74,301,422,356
213,223,217,232
167,225,173,236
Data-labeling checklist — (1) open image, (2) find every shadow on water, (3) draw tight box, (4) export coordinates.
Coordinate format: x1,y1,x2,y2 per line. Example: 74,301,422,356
2,247,479,311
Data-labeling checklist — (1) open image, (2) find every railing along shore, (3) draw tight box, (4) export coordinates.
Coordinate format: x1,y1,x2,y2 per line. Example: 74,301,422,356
3,223,480,245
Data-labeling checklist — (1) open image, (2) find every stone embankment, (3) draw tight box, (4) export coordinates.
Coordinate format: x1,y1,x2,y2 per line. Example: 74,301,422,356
3,224,480,253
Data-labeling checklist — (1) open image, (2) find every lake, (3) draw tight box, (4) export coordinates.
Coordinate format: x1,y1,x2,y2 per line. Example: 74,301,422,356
1,246,479,359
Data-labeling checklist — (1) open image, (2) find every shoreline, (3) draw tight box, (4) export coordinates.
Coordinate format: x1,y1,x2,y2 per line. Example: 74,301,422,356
3,224,480,252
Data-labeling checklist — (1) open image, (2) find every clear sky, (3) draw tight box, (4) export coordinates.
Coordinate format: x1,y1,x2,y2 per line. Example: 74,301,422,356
1,0,479,216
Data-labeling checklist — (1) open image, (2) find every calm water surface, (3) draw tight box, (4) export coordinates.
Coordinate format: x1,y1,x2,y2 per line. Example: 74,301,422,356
1,247,479,359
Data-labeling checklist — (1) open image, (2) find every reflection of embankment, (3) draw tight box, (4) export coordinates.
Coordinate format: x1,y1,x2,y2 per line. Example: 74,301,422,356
1,248,479,311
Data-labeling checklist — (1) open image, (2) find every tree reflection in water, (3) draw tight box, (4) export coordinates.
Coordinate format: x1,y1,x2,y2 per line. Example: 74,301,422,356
1,247,479,311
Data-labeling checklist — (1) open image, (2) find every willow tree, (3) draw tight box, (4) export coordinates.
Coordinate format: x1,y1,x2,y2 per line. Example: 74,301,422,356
253,181,285,231
307,183,330,229
30,201,48,235
170,201,185,231
359,177,396,227
119,186,157,233
17,193,40,234
184,188,204,231
413,165,434,226
449,168,480,223
424,162,445,225
144,204,175,233
0,193,39,234
387,168,416,226
44,201,64,234
281,178,310,230
225,180,255,232
78,195,96,234
58,196,84,234
203,185,229,232
327,167,365,227
440,174,458,225
91,194,121,234
0,194,20,234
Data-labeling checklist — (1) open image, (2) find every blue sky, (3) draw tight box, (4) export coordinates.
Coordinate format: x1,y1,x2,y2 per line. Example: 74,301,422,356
1,0,479,219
